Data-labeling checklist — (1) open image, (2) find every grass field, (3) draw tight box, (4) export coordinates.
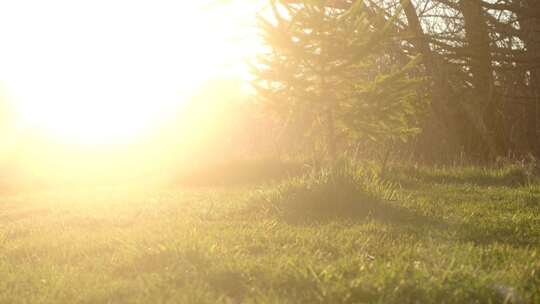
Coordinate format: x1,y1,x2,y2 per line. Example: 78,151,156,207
1,165,539,303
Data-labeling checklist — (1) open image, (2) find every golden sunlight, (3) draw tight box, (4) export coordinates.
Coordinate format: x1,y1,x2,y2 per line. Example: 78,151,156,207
2,1,538,302
0,0,263,144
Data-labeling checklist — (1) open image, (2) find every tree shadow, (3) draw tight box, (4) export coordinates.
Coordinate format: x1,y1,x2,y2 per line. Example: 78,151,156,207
238,193,448,232
385,166,530,188
453,220,540,248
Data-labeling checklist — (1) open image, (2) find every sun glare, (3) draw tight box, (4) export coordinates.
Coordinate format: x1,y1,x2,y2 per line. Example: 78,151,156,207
0,0,262,144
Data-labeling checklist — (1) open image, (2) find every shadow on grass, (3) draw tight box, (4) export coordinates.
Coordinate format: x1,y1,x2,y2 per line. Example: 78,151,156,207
236,185,538,250
454,219,540,248
226,162,452,230
235,188,444,231
385,165,530,188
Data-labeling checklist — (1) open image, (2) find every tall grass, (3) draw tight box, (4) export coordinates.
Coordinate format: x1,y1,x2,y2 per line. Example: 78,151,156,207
242,160,399,221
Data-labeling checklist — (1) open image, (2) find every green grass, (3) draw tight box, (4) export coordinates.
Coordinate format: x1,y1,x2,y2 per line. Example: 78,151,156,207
1,165,539,303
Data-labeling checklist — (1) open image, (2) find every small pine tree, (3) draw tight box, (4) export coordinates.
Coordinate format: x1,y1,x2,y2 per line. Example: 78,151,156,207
252,0,425,160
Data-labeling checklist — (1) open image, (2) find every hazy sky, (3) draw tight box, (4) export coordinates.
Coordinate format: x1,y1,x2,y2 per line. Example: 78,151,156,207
0,0,263,89
0,0,265,143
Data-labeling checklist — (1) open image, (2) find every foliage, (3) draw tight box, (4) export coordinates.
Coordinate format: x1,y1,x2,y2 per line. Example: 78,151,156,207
252,0,425,158
250,0,540,161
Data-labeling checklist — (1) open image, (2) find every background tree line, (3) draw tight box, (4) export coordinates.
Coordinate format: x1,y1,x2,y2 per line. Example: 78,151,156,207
387,0,540,162
241,0,540,164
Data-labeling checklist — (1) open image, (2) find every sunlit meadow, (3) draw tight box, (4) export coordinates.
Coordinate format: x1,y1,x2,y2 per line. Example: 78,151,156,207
0,1,539,303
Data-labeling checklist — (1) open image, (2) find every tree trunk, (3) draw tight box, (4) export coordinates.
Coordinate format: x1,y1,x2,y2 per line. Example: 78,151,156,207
326,108,337,161
519,0,540,156
401,0,463,161
460,0,502,159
